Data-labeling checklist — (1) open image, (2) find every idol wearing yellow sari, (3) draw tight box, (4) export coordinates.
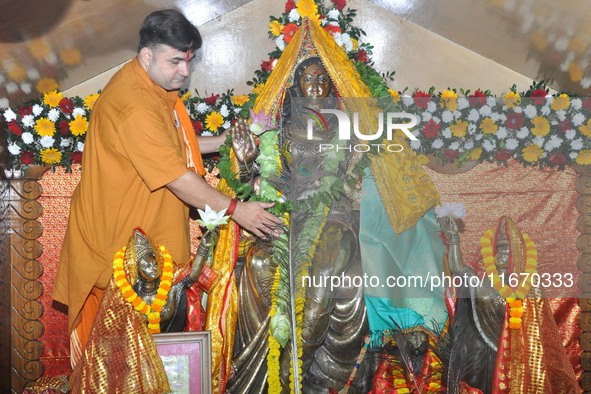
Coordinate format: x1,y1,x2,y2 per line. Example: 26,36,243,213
209,17,444,393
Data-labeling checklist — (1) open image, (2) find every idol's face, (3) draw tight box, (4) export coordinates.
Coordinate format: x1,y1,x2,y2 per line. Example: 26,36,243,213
138,253,160,281
299,63,331,98
141,44,195,91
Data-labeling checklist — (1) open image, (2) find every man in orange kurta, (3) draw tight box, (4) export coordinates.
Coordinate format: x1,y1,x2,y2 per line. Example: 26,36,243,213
53,9,283,368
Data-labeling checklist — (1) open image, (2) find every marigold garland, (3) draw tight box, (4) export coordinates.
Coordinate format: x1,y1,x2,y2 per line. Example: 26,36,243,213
480,228,538,329
113,244,174,334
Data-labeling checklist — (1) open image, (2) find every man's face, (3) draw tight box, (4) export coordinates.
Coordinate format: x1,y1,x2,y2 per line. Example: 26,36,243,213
144,44,195,91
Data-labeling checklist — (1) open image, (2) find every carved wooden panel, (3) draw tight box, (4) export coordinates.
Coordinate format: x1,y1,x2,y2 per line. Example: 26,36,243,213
0,178,11,393
2,169,46,394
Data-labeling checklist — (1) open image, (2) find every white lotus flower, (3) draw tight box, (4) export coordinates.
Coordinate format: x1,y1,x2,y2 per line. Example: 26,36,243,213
435,202,466,219
196,204,230,230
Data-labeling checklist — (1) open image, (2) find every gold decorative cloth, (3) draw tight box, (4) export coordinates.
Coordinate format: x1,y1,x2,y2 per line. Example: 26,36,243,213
69,279,170,393
428,161,582,386
254,17,439,233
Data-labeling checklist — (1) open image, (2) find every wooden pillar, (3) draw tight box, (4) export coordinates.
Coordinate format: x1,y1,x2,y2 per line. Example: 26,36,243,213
0,166,48,394
575,164,591,392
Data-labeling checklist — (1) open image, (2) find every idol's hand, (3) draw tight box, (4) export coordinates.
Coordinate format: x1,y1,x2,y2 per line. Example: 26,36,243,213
231,118,258,165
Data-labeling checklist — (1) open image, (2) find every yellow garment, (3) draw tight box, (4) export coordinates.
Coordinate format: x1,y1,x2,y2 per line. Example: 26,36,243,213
254,18,439,233
205,165,239,393
54,58,195,332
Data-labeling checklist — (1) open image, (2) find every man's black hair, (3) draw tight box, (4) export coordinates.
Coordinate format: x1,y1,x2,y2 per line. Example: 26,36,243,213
138,9,202,53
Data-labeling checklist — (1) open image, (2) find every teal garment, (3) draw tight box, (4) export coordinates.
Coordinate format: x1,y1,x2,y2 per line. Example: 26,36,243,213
359,171,447,342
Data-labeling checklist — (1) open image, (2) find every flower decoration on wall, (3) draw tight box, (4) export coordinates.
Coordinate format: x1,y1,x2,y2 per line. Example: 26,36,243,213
388,81,591,169
3,90,94,171
181,89,251,170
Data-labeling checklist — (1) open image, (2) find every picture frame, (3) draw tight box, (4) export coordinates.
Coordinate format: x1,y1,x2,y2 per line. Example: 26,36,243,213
152,331,212,394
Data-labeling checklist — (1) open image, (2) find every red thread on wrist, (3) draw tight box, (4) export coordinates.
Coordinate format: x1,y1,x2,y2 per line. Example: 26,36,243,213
227,198,238,216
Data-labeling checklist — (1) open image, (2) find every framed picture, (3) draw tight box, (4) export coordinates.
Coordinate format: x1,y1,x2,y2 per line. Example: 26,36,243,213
152,331,212,394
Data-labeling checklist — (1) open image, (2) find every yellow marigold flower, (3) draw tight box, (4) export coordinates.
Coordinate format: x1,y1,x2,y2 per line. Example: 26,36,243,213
388,88,401,104
297,0,319,20
551,93,570,111
36,78,58,94
530,31,547,52
84,93,100,110
531,116,550,136
232,94,250,106
59,47,82,66
569,62,583,82
351,38,359,51
69,114,89,136
441,89,458,111
579,120,591,137
469,147,483,161
34,118,56,137
522,144,543,163
43,90,63,107
576,150,591,165
205,111,224,132
7,64,27,83
40,148,62,165
28,38,51,60
450,120,468,138
269,20,284,37
480,117,498,134
503,91,521,108
179,91,191,102
253,83,265,95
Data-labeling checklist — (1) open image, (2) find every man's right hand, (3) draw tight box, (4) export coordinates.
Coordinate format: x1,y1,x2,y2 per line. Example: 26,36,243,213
231,200,284,239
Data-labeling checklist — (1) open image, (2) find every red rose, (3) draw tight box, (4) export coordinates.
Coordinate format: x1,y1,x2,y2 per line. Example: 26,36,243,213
495,149,512,162
205,94,219,105
583,98,591,112
8,121,22,136
17,105,32,117
422,119,440,138
58,120,70,135
505,112,524,130
332,0,347,11
559,120,573,133
469,89,487,107
71,152,83,163
549,152,566,165
21,151,34,165
356,49,368,63
192,120,204,135
59,97,74,114
444,149,459,160
529,88,547,106
324,24,342,35
261,59,274,72
283,23,299,44
285,0,296,12
414,91,431,109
